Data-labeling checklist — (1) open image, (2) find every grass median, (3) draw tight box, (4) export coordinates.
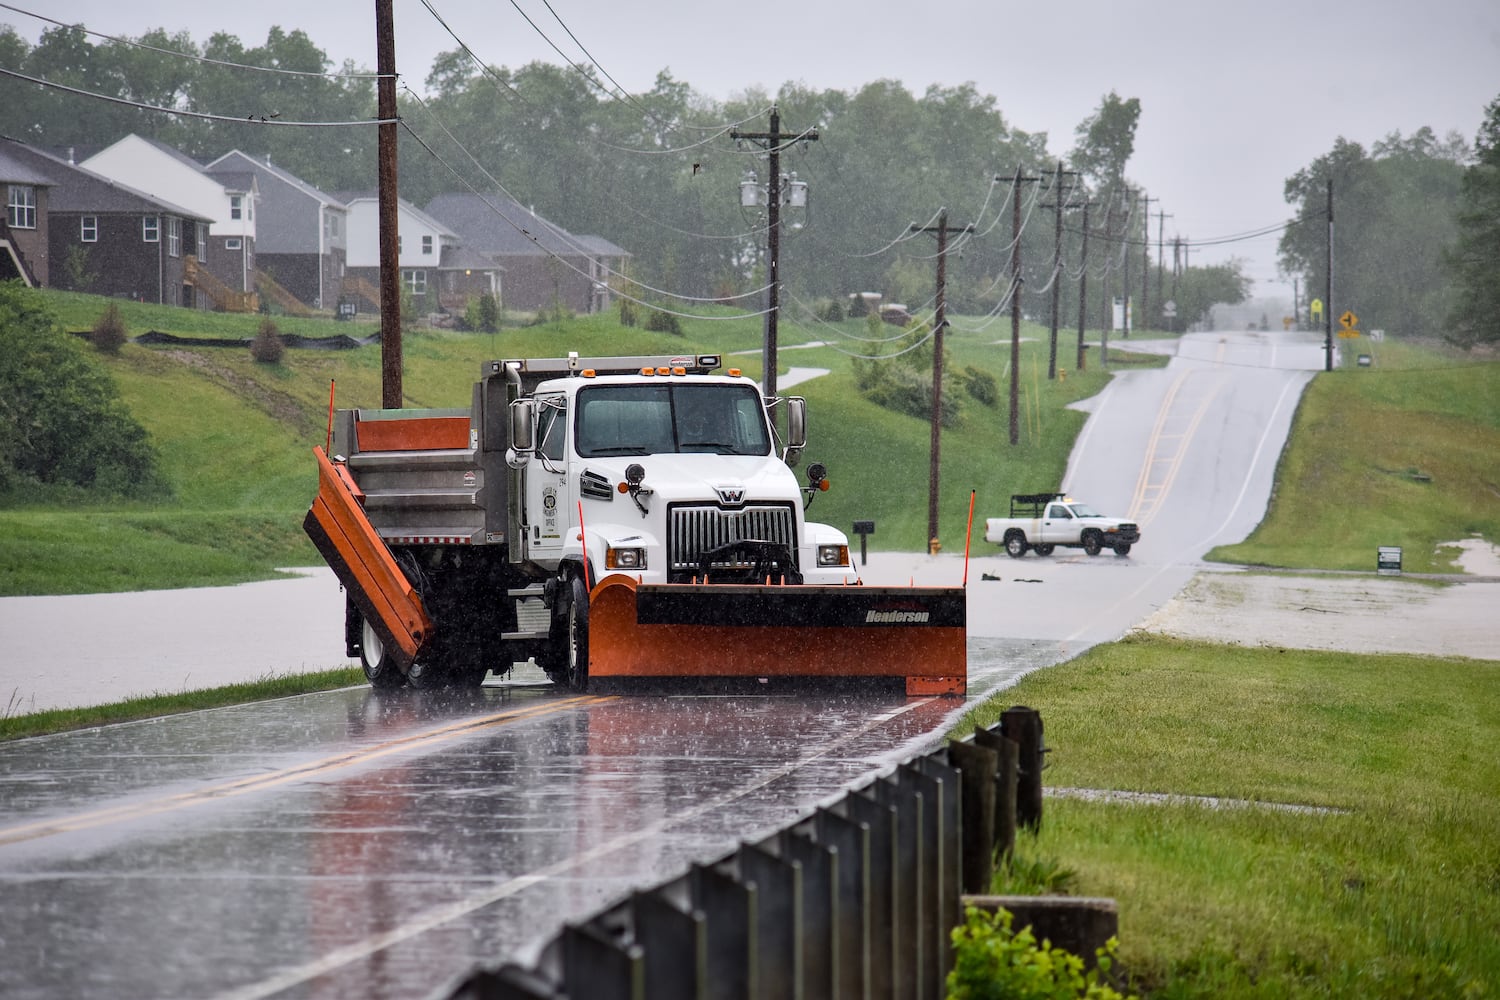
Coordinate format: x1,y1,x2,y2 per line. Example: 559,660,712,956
957,634,1500,998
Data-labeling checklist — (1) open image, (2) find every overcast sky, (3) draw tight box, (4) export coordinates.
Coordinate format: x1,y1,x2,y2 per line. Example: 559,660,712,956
9,0,1499,303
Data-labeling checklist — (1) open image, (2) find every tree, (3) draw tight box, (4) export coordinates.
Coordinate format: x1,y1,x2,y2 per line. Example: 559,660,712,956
0,283,170,501
1280,131,1465,339
1445,95,1500,348
1070,91,1141,189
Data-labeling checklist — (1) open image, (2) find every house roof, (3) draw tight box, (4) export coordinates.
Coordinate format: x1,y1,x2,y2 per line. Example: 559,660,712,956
424,191,625,259
202,169,257,195
207,150,347,209
339,190,456,238
575,233,629,258
0,138,210,220
0,148,55,187
439,244,504,272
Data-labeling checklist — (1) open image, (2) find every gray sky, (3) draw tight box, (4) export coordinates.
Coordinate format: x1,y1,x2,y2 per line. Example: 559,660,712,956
10,0,1500,303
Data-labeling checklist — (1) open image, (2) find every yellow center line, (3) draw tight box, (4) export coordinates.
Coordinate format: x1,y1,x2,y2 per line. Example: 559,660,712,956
0,694,614,847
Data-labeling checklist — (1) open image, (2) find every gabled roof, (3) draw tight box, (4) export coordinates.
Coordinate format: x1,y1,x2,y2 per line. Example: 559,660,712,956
202,169,257,195
0,138,210,220
0,147,55,187
206,150,347,209
424,191,620,258
137,134,210,171
339,190,456,238
575,234,629,258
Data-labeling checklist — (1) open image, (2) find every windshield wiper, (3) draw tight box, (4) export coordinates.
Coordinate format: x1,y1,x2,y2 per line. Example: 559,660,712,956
586,445,651,455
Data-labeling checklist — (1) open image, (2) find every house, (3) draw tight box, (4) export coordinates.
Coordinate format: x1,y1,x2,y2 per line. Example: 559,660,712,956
205,151,348,310
339,192,499,315
1,138,213,306
81,135,259,305
423,192,628,314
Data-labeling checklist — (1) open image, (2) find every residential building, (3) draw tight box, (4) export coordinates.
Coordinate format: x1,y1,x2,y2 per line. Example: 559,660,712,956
339,192,499,315
423,192,628,314
1,138,212,305
81,135,258,302
205,151,348,310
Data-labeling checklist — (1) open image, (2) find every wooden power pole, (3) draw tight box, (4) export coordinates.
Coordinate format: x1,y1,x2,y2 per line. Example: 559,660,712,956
376,0,402,408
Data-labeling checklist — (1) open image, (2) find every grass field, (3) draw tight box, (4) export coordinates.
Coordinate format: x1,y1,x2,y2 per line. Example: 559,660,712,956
958,635,1500,998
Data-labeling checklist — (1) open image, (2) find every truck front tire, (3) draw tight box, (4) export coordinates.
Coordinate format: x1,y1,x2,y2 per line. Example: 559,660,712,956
1082,530,1103,556
564,575,590,690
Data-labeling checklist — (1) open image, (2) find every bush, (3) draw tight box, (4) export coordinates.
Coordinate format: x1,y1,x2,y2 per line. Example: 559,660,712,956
250,316,284,364
619,298,638,327
90,301,128,354
816,298,846,323
947,906,1134,1000
961,365,1000,407
0,282,170,501
644,307,683,336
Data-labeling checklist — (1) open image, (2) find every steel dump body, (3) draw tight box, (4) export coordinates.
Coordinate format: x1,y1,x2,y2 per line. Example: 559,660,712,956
304,354,967,694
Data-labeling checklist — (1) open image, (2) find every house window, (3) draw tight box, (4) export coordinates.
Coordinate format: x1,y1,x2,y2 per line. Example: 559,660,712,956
225,237,242,251
167,217,181,258
196,222,208,255
81,216,98,242
6,185,36,229
403,269,427,296
421,235,433,255
143,216,159,242
230,195,242,220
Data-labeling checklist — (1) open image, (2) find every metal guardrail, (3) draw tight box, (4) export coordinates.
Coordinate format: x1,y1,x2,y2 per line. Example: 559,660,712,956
445,707,1046,1000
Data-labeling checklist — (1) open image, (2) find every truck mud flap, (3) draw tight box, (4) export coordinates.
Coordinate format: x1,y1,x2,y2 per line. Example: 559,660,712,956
587,575,966,696
303,446,432,673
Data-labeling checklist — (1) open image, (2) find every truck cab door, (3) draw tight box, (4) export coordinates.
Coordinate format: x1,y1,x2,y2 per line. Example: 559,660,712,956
1042,503,1074,544
523,396,570,563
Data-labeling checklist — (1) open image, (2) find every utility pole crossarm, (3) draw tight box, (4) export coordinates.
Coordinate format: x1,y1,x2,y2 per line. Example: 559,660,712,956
730,107,819,402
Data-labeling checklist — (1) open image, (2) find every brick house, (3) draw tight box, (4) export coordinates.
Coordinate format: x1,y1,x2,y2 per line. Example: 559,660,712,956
81,135,258,306
1,138,212,305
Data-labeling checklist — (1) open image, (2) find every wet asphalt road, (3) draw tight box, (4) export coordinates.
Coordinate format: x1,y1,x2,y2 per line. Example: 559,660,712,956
0,331,1326,998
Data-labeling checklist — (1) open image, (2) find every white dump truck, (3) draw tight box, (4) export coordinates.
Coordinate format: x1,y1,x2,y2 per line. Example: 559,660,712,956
305,353,966,694
984,492,1141,557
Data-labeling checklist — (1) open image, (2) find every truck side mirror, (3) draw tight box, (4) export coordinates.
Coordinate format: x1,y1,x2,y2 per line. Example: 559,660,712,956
785,396,807,450
508,398,536,468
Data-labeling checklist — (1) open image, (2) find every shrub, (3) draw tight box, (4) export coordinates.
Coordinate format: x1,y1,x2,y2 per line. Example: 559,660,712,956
619,298,638,327
89,301,128,354
961,365,1000,407
250,316,285,364
644,307,683,336
0,282,170,501
816,298,846,323
947,906,1134,1000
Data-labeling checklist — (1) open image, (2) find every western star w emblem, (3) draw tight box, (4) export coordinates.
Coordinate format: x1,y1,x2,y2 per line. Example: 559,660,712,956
716,487,746,505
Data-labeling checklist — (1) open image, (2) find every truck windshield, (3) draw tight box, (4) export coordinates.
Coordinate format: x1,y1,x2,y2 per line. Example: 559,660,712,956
575,383,772,458
1069,503,1102,517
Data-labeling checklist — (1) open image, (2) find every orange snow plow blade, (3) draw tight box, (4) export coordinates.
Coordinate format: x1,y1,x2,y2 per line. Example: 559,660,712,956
587,575,966,696
303,446,432,672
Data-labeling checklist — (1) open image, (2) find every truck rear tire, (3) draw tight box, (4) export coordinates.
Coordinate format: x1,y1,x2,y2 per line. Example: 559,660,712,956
1034,544,1055,556
1082,530,1103,556
360,617,405,689
1004,532,1029,558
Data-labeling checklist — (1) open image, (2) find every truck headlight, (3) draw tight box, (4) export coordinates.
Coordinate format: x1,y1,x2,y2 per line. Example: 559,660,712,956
606,547,646,570
817,544,849,568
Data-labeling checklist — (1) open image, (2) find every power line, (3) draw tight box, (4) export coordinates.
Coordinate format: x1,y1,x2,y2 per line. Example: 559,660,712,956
0,66,395,125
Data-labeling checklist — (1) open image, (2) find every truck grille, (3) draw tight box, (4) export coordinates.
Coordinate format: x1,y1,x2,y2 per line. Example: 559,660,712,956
668,503,797,576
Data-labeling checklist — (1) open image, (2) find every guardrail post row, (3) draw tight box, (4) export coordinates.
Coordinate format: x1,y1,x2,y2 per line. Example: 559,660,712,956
1000,706,1046,831
974,723,1020,857
690,861,757,1000
836,790,899,997
814,807,872,999
947,738,999,893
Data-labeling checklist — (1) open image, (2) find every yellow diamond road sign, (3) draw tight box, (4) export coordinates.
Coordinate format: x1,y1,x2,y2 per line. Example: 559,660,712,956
1339,310,1358,329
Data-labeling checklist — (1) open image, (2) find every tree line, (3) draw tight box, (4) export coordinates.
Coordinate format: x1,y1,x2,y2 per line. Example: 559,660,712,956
8,19,1495,344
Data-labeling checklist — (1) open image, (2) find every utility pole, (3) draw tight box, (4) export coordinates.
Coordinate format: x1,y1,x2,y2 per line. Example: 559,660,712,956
1155,209,1171,316
1076,199,1090,372
1120,187,1135,338
996,167,1042,445
376,0,402,408
910,210,974,549
1138,194,1154,333
731,106,818,402
1325,177,1334,372
1041,162,1078,379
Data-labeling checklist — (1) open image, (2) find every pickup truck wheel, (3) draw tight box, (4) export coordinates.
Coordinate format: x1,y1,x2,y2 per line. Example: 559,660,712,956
1004,532,1029,558
564,575,590,691
1114,543,1133,556
1082,530,1103,556
1034,544,1055,556
359,617,406,689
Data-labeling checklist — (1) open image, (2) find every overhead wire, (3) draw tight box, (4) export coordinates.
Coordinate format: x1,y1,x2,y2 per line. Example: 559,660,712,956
0,67,394,125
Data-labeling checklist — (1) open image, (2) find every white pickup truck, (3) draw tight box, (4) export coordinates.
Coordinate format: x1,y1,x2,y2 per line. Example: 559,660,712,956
984,492,1141,557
